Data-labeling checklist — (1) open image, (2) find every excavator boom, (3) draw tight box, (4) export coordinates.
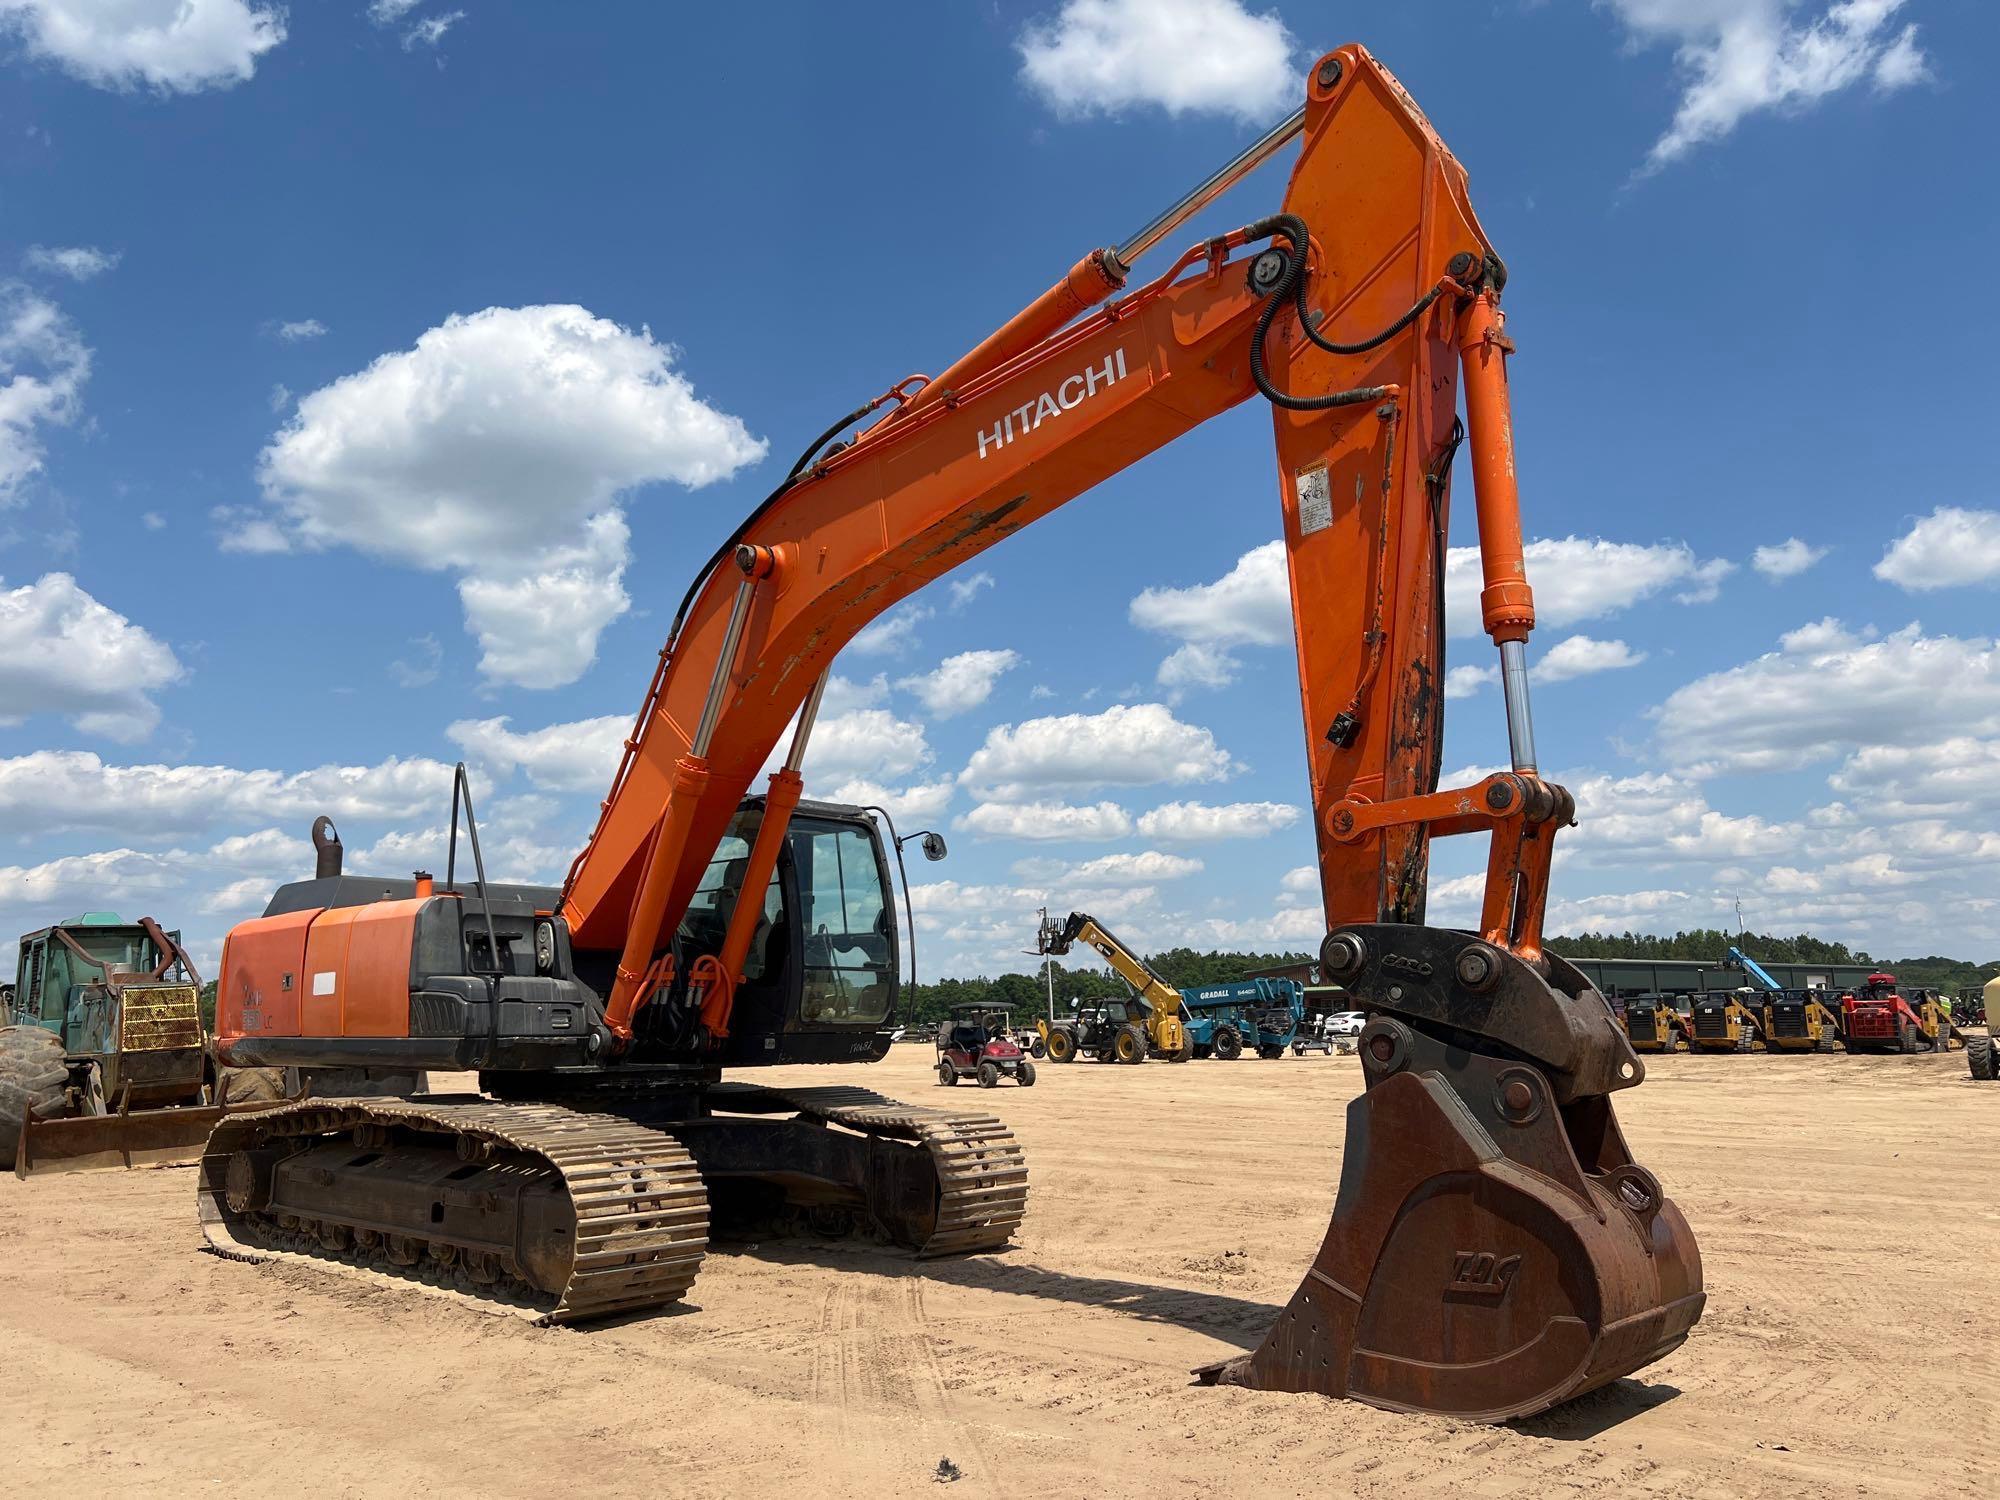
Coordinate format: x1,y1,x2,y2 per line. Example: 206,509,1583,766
201,43,1701,1422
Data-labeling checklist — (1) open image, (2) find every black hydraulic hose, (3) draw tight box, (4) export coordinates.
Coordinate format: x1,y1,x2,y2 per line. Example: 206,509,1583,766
1246,213,1446,411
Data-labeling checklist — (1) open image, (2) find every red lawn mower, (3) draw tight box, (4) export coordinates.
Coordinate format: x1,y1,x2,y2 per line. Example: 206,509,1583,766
936,1003,1037,1088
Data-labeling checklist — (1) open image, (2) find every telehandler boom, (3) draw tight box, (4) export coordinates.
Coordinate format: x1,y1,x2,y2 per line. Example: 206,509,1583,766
199,44,1702,1421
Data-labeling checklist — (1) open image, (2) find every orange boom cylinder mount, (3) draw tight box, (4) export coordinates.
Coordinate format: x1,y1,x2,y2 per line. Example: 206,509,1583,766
196,42,1700,1421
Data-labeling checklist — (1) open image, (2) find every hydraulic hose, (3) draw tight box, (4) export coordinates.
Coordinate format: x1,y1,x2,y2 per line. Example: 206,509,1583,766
1246,213,1445,411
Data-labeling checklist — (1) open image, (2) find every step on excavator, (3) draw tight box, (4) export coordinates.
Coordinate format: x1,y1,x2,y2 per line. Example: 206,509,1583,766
196,44,1703,1421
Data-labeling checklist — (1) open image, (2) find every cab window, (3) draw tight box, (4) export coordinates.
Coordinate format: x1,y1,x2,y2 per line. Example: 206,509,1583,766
679,810,785,982
789,821,894,1026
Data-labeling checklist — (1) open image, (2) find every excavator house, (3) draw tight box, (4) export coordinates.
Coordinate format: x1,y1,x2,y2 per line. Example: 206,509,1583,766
199,45,1703,1422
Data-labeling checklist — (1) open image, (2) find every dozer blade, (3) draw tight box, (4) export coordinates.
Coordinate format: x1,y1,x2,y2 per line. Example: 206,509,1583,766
15,1098,293,1179
1198,926,1704,1423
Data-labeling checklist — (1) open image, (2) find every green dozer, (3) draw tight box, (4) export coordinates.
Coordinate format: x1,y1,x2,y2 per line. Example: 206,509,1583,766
2,913,287,1175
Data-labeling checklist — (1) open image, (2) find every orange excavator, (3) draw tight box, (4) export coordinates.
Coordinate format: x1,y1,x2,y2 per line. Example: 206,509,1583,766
197,45,1702,1421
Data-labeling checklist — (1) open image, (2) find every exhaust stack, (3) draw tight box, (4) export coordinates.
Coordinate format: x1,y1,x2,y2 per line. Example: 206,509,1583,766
312,816,343,879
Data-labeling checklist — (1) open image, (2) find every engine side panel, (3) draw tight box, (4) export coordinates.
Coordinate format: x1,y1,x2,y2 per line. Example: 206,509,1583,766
218,907,317,1049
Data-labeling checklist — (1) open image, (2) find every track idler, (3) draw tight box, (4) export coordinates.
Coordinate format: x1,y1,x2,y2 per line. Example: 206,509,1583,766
1198,926,1704,1422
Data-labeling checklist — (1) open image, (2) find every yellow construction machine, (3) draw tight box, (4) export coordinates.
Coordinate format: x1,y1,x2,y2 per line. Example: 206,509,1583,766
1035,912,1190,1063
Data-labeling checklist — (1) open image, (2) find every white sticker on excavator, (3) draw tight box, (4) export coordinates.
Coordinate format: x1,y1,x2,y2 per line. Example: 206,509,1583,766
1297,463,1332,535
311,971,336,996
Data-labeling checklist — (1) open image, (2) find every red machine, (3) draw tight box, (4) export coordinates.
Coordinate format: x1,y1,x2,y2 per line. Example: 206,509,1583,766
199,44,1702,1422
935,1005,1036,1088
1842,973,1944,1053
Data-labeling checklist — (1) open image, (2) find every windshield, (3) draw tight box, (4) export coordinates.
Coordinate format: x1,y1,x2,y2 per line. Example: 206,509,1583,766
788,819,894,1026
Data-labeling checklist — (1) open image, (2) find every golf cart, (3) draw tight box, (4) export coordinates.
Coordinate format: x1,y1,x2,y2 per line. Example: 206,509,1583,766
936,1003,1037,1088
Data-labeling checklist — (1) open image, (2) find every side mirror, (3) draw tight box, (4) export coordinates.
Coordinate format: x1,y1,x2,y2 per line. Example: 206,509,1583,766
919,832,948,862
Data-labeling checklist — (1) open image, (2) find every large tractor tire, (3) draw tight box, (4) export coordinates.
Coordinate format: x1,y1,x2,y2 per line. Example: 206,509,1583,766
1967,1034,1998,1081
1045,1028,1078,1064
0,1026,71,1165
1112,1024,1147,1065
1212,1027,1243,1061
1257,1043,1287,1060
1164,1034,1194,1063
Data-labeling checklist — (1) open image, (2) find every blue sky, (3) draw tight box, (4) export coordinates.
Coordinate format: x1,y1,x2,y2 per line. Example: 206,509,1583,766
3,0,1998,983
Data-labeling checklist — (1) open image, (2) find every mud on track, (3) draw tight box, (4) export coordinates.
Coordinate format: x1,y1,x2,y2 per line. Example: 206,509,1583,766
2,1044,1993,1498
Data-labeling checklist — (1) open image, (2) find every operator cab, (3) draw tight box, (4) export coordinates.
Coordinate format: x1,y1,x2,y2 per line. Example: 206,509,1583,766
673,796,904,1067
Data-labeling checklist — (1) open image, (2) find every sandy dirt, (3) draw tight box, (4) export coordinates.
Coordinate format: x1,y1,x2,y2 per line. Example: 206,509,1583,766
2,1043,1994,1499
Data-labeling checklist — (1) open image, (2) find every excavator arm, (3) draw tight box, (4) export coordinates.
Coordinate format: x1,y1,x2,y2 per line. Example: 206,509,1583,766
561,47,1539,1029
541,42,1702,1418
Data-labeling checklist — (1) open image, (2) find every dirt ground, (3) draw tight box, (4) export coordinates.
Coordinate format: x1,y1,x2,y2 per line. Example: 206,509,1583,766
2,1042,1993,1499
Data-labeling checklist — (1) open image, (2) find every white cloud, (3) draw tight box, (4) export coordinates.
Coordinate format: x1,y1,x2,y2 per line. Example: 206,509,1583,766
955,799,1134,842
1536,634,1646,685
1130,545,1295,691
249,305,765,688
819,673,887,714
1653,622,2000,775
1447,535,1731,636
0,0,284,93
1156,642,1242,696
1826,739,2000,821
268,383,291,413
1875,508,2000,591
0,830,304,922
400,10,461,50
388,633,442,688
1443,663,1497,699
1279,864,1317,895
22,245,118,280
1131,540,1290,648
454,511,633,689
1750,536,1828,580
1778,615,1864,654
959,702,1233,800
140,510,165,531
448,713,629,793
827,778,955,824
0,573,183,740
273,318,327,342
0,284,89,501
897,649,1020,718
1135,799,1299,841
0,749,452,837
366,0,422,19
1599,0,1930,173
848,604,930,656
799,709,932,784
948,572,994,611
1017,0,1298,124
1018,849,1203,887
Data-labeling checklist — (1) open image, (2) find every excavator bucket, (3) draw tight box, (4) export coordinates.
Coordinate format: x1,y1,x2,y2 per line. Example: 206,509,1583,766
1198,926,1703,1422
